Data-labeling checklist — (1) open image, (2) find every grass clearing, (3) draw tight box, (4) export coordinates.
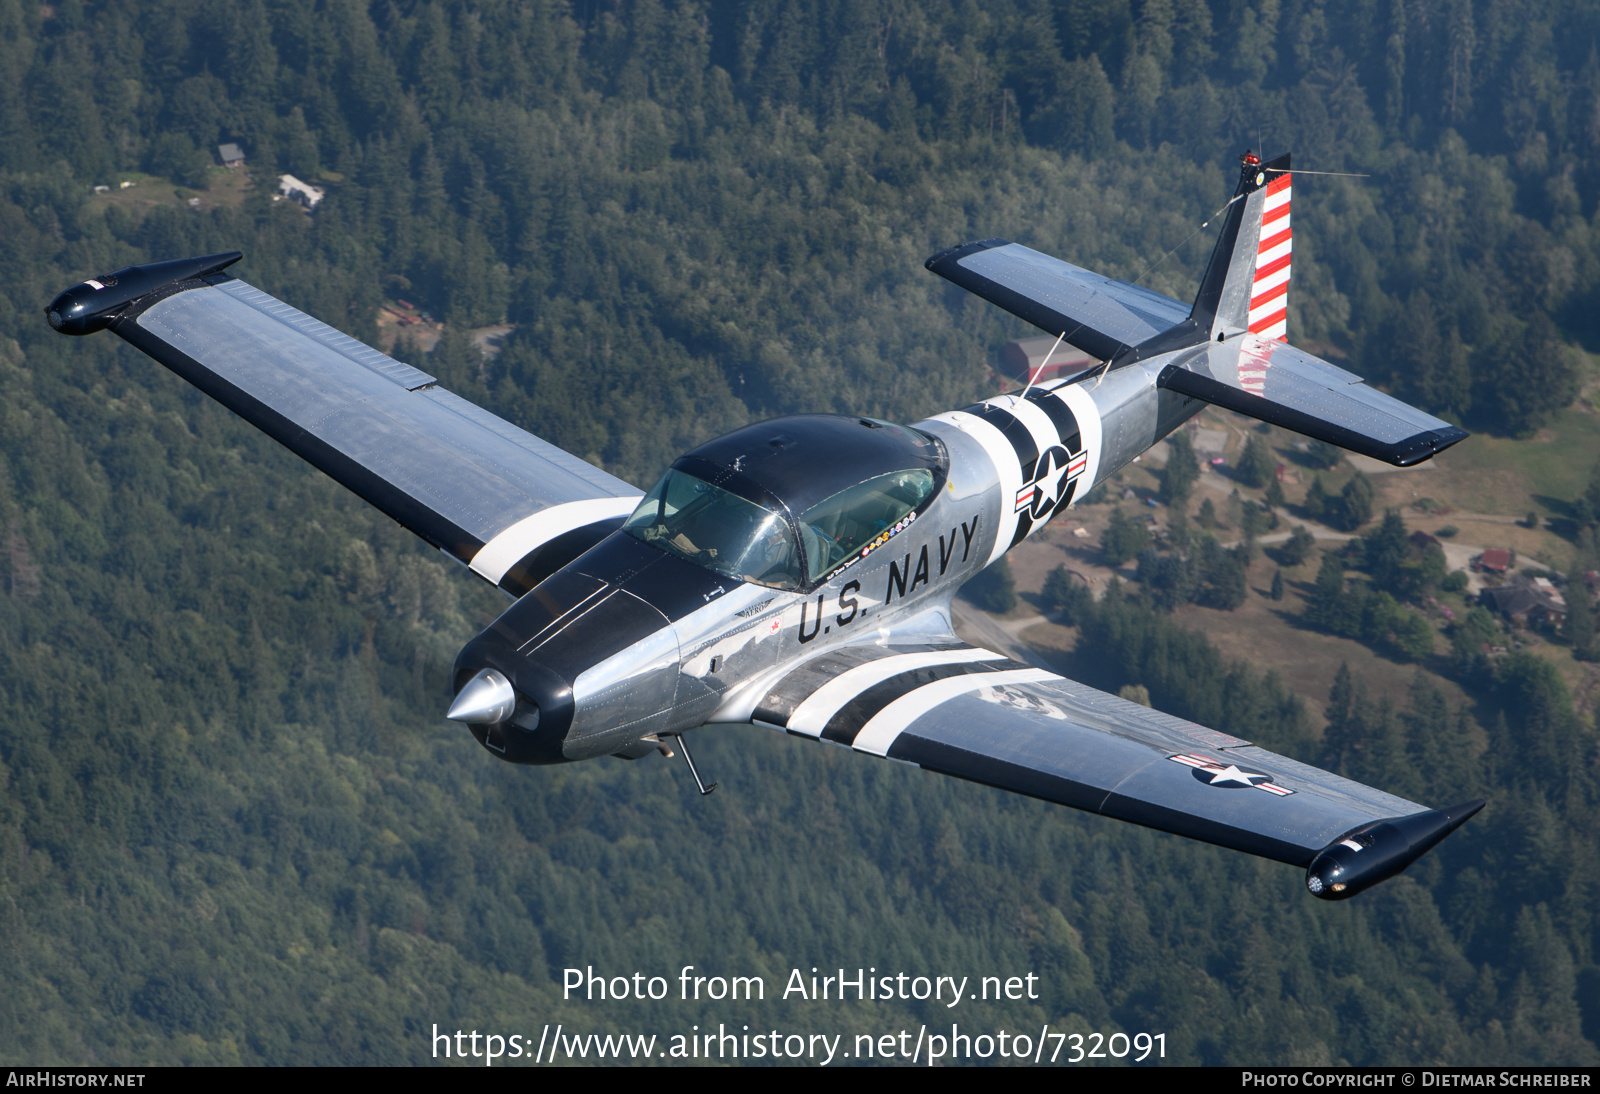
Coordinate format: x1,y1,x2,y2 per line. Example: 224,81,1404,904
88,167,262,215
1422,403,1600,518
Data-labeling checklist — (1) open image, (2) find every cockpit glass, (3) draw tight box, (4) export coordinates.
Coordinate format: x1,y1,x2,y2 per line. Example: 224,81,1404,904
624,470,803,590
796,469,936,582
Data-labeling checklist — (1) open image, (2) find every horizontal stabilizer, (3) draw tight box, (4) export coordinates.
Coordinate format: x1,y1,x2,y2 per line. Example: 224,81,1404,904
1158,336,1468,466
925,239,1190,361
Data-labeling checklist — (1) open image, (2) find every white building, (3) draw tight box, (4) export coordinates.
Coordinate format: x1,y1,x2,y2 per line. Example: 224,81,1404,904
277,174,324,210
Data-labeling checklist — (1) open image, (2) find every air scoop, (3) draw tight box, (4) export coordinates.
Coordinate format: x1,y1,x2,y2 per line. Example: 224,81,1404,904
447,668,518,725
1305,798,1485,899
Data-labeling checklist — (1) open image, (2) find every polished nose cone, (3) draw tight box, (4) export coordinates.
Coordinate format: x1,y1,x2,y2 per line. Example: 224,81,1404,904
447,668,517,724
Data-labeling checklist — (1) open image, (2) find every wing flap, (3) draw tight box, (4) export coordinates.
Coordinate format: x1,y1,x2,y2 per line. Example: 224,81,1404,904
925,239,1189,360
111,273,641,594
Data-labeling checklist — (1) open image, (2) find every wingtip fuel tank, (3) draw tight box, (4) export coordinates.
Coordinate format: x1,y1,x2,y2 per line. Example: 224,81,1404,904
1305,799,1486,899
45,251,243,336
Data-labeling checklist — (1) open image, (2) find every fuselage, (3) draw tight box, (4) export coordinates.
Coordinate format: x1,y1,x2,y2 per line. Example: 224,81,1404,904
451,355,1205,764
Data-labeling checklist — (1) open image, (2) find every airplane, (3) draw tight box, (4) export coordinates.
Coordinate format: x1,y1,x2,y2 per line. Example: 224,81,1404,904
46,151,1482,901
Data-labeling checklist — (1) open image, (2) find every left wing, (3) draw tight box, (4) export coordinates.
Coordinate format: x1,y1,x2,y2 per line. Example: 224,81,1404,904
748,638,1481,899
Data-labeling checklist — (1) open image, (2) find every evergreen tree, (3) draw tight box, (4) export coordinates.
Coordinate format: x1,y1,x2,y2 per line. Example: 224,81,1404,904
1270,569,1284,600
1472,313,1580,435
1102,506,1153,565
1042,563,1085,617
1072,580,1313,755
1307,550,1359,636
1337,473,1376,531
1239,501,1268,560
1580,459,1600,527
1506,905,1591,1062
1236,433,1276,488
1363,509,1410,593
1166,505,1191,550
1162,428,1199,504
1196,542,1249,610
963,558,1017,613
1405,672,1480,801
1565,571,1595,658
1494,653,1581,787
1322,662,1361,772
1303,475,1328,522
1358,697,1408,786
1451,605,1501,680
1136,545,1197,611
1277,524,1317,567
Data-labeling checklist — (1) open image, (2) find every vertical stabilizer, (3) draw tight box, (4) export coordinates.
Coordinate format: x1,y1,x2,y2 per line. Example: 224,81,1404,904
1190,152,1291,343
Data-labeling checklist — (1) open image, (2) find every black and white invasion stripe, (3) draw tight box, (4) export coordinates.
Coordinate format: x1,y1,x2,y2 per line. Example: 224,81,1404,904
917,379,1102,565
754,644,1057,754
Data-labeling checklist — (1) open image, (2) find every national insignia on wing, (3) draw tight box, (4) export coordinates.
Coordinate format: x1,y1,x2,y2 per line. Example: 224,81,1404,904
1169,753,1295,796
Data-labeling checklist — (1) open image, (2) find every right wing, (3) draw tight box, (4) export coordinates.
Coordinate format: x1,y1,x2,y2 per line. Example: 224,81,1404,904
747,637,1482,899
924,238,1191,361
48,253,641,595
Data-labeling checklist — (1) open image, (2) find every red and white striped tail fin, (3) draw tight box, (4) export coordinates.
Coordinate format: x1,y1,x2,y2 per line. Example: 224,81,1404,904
1248,174,1292,341
1190,151,1293,345
1169,152,1473,470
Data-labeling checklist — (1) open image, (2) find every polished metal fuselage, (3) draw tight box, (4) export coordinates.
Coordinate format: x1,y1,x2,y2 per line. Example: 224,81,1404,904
458,354,1205,764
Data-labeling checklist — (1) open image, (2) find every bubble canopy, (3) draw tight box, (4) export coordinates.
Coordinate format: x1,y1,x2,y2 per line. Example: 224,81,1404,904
622,415,948,590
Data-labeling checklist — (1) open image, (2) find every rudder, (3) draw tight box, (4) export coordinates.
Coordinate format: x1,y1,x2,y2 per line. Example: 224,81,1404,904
1190,152,1291,345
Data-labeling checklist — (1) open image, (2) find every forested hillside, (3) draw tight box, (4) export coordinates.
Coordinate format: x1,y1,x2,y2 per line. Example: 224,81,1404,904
1,0,1597,1065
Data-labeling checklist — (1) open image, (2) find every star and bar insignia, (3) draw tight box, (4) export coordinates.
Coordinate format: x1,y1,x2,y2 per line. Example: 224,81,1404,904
1169,753,1295,796
1014,445,1088,519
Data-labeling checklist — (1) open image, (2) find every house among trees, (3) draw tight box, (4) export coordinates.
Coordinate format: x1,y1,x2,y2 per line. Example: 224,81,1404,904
1474,547,1512,574
276,174,324,210
1000,336,1093,385
217,143,245,168
1480,574,1567,628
